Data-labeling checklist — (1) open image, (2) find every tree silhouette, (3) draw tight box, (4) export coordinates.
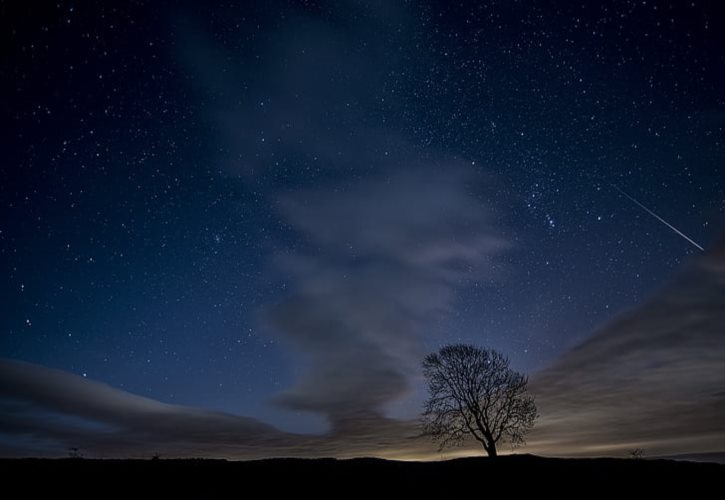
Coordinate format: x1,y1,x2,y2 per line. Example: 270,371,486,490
421,344,537,457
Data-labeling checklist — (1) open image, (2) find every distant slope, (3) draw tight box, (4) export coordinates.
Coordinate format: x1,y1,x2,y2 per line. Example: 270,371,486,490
658,451,725,463
1,455,722,496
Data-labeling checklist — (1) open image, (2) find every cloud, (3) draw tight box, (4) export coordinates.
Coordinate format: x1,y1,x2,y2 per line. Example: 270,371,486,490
526,234,725,457
177,4,509,431
4,0,723,460
177,2,413,176
2,236,724,459
0,358,436,458
265,166,507,429
0,359,286,457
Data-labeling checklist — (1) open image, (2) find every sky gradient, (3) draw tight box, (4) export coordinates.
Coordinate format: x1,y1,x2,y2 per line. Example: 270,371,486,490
1,1,724,458
2,237,724,459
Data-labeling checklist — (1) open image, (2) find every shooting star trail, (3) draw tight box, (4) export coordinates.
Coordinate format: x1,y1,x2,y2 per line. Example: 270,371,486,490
611,184,704,251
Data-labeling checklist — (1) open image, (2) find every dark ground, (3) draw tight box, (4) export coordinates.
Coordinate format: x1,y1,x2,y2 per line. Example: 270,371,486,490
2,455,722,497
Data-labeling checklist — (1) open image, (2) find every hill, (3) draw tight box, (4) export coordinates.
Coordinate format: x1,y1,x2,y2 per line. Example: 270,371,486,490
2,454,722,497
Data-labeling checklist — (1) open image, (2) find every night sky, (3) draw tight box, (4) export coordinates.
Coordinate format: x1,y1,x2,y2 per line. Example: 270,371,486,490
1,1,724,458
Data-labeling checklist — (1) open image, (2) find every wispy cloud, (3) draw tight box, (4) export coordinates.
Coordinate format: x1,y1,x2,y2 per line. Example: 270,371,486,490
3,0,724,460
0,358,435,458
2,237,724,458
177,2,412,177
177,3,509,432
265,166,507,429
0,359,283,457
527,235,725,457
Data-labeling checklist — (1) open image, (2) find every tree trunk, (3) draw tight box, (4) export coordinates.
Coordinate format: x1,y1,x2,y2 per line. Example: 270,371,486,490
482,431,498,458
481,440,498,457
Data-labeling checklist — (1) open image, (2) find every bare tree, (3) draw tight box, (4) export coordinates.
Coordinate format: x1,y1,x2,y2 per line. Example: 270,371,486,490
421,344,537,457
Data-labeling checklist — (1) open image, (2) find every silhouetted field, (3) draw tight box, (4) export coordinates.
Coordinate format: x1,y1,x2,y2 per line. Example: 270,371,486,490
3,454,722,497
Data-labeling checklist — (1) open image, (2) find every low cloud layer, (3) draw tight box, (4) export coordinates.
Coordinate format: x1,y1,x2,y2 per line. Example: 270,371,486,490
527,234,725,457
0,360,285,458
0,358,430,459
2,236,724,459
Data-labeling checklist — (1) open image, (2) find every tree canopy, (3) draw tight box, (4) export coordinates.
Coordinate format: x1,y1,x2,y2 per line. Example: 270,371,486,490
421,344,537,457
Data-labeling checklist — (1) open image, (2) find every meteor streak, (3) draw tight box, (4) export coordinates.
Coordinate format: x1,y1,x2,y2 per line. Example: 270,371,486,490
611,184,704,251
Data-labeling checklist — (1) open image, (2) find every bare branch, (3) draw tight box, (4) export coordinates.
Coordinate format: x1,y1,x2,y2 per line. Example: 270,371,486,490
421,344,538,457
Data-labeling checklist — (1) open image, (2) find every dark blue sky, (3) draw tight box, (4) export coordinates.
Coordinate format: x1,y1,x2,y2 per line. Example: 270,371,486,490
2,1,723,434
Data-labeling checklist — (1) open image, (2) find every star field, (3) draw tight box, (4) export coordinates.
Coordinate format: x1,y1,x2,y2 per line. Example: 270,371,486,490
1,1,723,434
